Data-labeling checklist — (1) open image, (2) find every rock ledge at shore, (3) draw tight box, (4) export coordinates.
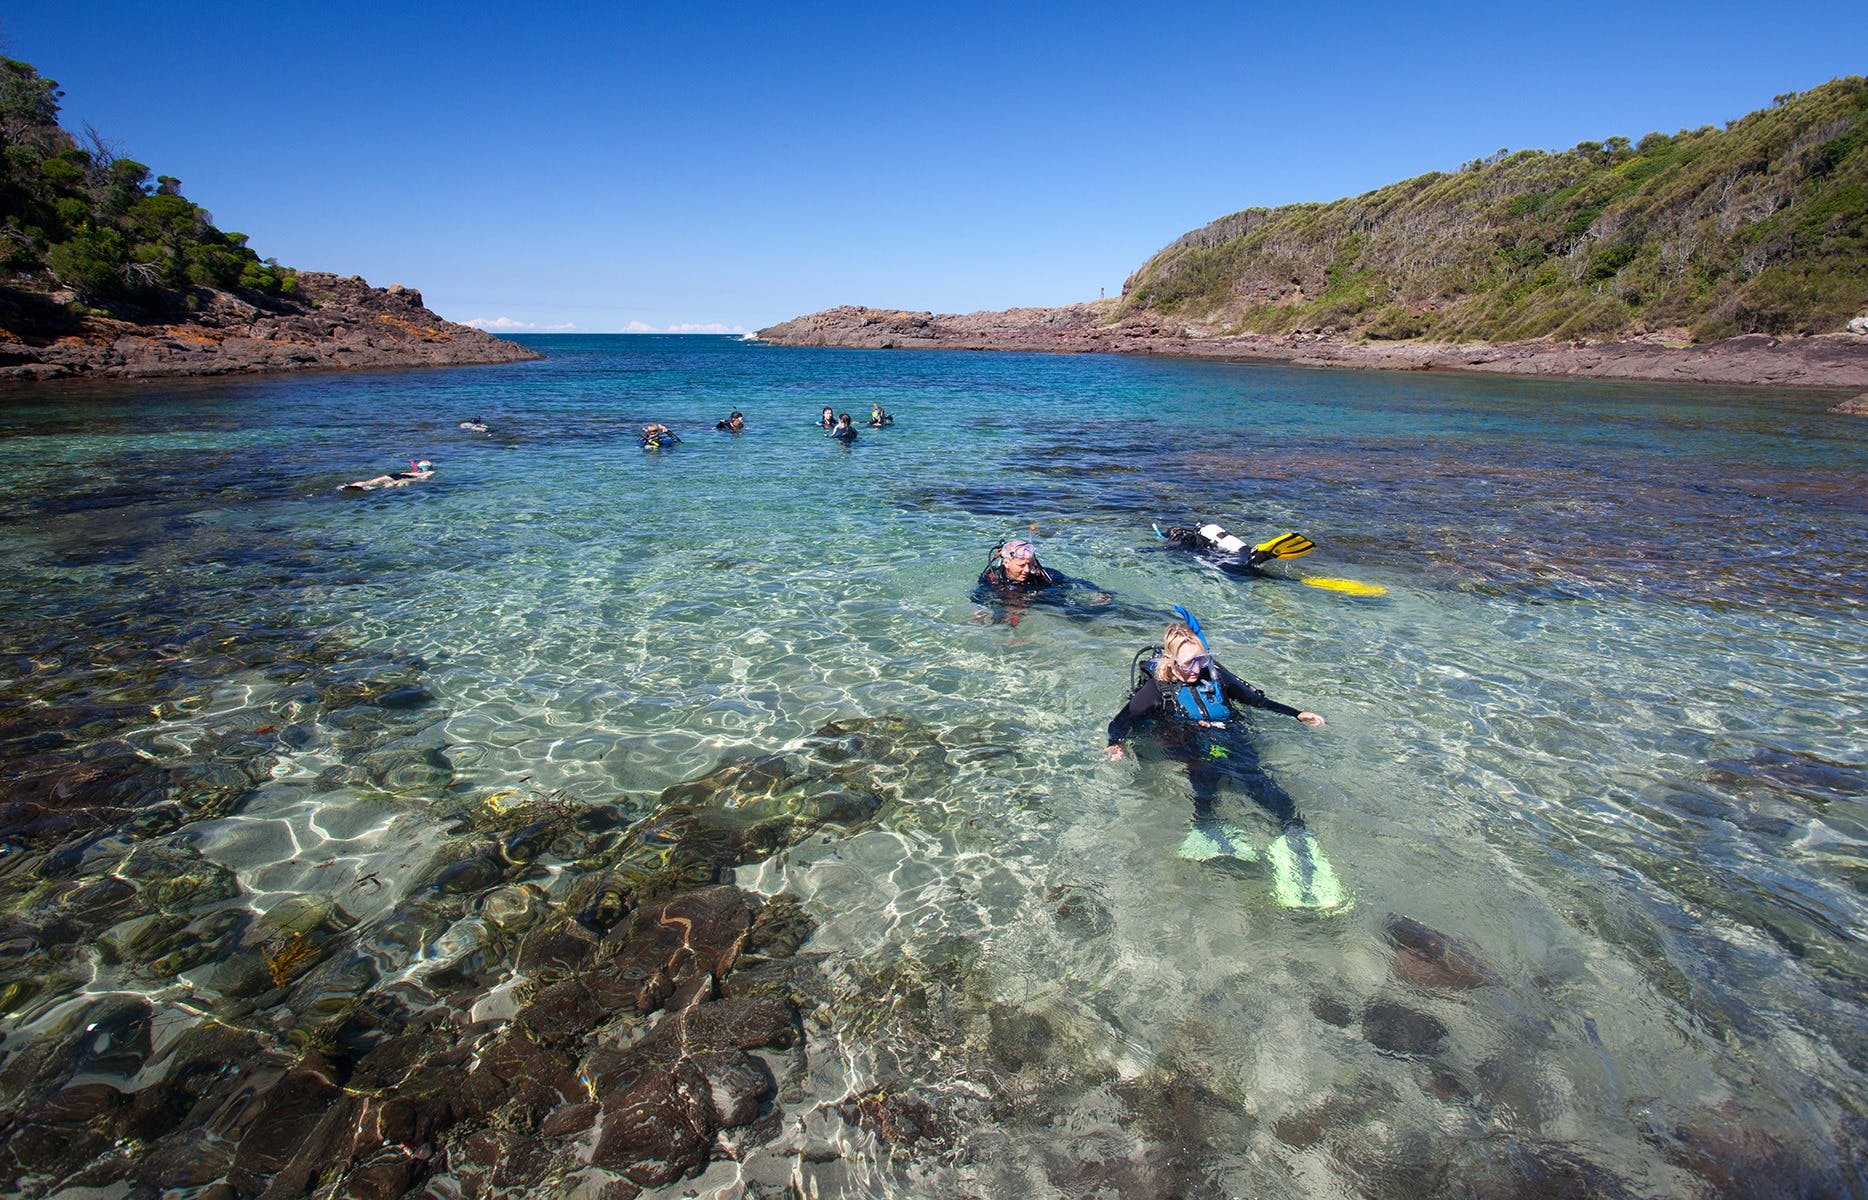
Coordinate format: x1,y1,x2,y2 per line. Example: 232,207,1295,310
758,303,1868,396
0,273,540,381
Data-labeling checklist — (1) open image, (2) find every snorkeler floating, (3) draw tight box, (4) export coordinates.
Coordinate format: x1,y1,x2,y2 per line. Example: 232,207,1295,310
1105,606,1343,909
459,417,490,433
339,459,434,490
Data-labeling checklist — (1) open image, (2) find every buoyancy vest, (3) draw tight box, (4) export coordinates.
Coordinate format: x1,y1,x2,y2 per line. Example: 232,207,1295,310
1132,648,1230,727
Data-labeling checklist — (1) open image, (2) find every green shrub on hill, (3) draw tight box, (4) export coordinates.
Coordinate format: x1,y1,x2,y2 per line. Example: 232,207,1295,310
0,56,295,304
1121,78,1868,342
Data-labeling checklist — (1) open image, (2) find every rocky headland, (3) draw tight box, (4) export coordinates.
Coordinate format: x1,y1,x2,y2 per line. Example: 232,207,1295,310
0,273,540,382
758,303,1868,409
763,79,1868,412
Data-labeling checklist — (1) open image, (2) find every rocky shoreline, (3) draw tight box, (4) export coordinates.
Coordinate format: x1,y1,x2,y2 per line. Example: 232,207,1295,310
758,303,1868,408
0,273,540,382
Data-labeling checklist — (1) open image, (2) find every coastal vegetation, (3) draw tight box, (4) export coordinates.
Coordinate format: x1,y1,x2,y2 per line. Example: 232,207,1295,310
0,54,535,380
0,56,295,309
1121,77,1868,342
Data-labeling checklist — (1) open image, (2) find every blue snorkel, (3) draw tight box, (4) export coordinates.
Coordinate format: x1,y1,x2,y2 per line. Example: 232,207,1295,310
1168,605,1226,726
1172,604,1210,652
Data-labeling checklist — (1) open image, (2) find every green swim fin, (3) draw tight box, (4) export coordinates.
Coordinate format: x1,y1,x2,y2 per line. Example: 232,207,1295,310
1266,827,1346,909
1179,820,1259,863
1250,532,1316,564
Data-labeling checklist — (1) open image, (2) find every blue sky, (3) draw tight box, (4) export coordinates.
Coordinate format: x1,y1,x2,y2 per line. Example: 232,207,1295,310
3,2,1862,333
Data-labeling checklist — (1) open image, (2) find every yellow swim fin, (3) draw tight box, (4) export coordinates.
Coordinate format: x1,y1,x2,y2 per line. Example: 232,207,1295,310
1252,532,1316,561
1301,576,1388,597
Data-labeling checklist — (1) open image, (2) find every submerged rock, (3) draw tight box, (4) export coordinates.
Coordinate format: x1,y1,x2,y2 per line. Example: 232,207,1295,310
1385,914,1502,992
1362,999,1449,1057
0,710,973,1195
835,1087,946,1148
585,715,943,913
0,880,823,1200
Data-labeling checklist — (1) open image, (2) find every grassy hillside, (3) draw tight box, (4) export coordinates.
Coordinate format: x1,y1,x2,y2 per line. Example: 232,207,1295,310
1121,78,1868,342
0,57,295,308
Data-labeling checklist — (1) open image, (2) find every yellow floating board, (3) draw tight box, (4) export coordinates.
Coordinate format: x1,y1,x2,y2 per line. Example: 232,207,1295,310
1301,576,1388,596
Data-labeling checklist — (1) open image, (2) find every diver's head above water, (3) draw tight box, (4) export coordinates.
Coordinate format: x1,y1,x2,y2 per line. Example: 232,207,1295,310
999,538,1040,581
1157,623,1211,682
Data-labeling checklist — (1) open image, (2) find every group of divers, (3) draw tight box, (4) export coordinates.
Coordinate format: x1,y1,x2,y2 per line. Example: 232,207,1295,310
340,405,1382,910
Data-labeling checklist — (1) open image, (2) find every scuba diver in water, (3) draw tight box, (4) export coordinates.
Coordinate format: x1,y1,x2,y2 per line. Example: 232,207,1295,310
641,423,682,450
1156,523,1314,574
829,413,859,443
869,403,894,427
714,411,745,432
1103,608,1343,908
1157,522,1388,595
340,459,434,490
971,537,1113,626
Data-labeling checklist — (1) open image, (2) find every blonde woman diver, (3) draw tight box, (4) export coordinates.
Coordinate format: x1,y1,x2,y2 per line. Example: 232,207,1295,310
1103,607,1342,908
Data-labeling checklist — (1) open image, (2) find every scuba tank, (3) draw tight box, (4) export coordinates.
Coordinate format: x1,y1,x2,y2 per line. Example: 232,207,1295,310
1195,523,1250,555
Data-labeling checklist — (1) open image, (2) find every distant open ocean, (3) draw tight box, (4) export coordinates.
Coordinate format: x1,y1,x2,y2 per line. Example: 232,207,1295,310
1,334,1862,1196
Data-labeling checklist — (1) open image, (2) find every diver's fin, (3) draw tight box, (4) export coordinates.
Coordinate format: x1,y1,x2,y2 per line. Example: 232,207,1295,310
1247,532,1316,565
1300,576,1387,597
1266,827,1347,909
1179,821,1259,862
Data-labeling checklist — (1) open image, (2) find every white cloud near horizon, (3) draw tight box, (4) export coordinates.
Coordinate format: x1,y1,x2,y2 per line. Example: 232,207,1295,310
620,321,748,334
467,316,748,335
666,322,747,334
464,316,580,332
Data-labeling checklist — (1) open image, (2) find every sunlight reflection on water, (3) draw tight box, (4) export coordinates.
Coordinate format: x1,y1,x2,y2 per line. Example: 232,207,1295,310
1,339,1863,1196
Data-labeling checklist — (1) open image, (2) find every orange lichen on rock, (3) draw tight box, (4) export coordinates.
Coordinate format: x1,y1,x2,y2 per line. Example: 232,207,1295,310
163,326,226,346
377,313,454,342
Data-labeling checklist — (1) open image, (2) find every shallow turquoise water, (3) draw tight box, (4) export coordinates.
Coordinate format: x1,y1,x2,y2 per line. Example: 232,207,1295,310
1,335,1863,1195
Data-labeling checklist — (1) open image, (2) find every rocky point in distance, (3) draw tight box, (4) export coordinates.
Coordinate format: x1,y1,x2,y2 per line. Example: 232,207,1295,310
757,301,1868,399
0,272,540,381
0,55,538,383
760,78,1868,413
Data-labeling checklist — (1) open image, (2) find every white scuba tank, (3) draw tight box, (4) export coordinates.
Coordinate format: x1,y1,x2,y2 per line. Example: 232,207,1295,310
1196,524,1250,555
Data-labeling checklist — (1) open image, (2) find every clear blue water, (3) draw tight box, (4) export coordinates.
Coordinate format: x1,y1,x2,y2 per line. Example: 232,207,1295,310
0,335,1863,1196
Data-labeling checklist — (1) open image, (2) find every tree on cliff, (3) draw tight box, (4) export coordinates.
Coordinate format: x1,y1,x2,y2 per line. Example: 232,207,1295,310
0,56,295,304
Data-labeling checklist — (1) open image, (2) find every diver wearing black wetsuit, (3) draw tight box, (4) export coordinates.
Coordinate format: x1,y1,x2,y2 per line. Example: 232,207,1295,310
1105,625,1323,828
1107,662,1302,743
1105,617,1341,906
971,538,1113,626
